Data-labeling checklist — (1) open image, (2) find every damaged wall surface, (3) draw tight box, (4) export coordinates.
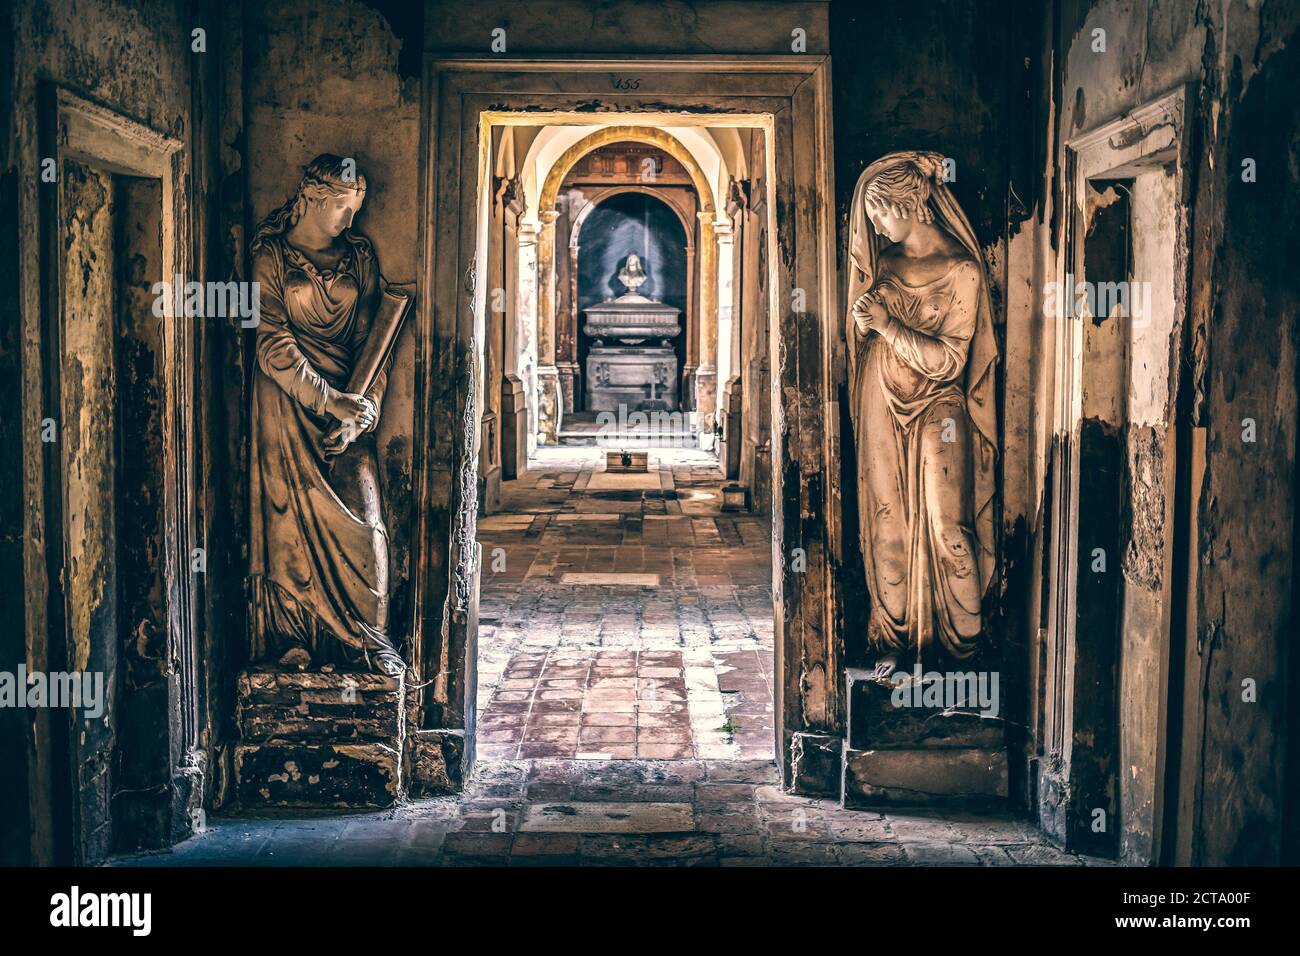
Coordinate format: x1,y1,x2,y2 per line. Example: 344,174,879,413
1020,0,1300,865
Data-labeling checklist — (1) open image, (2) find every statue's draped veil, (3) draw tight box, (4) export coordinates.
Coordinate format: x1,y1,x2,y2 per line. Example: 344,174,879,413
846,150,999,598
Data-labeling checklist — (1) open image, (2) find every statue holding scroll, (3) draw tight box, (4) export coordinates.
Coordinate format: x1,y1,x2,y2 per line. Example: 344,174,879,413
845,151,999,678
247,154,409,676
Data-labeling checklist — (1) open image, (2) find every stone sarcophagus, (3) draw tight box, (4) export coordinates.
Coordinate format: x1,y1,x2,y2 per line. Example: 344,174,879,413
586,342,678,412
584,252,682,412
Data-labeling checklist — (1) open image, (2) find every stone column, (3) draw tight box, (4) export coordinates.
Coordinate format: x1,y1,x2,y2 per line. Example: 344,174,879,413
535,208,562,444
500,187,528,481
714,219,735,426
716,217,744,480
682,242,697,409
557,242,580,412
515,223,539,459
694,211,719,448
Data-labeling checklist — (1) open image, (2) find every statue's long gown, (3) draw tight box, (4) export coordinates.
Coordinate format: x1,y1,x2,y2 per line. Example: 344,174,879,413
248,231,397,668
848,258,988,663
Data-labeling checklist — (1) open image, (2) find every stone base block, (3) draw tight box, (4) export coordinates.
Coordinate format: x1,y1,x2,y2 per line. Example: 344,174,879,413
237,670,403,742
479,462,502,515
235,741,402,808
501,375,528,480
847,667,1005,750
789,732,842,797
408,729,467,796
843,747,1008,809
235,670,405,808
587,345,679,413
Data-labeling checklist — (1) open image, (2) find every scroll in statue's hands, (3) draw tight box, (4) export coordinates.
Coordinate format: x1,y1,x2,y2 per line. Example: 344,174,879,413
852,291,889,336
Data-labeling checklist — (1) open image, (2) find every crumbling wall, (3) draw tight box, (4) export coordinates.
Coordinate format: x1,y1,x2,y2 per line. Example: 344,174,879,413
1194,14,1300,865
4,0,204,866
59,160,119,864
1029,0,1300,865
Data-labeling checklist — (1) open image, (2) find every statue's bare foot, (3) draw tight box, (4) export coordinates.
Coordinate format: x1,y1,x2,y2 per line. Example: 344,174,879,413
870,653,901,683
374,651,406,678
277,647,312,672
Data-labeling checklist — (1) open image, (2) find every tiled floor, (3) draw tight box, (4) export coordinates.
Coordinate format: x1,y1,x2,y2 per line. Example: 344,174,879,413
114,447,1105,867
475,447,775,761
119,758,1107,867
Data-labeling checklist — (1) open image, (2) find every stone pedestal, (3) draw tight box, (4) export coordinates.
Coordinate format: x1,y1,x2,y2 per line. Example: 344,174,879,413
557,362,579,414
235,670,404,809
537,366,562,444
694,365,717,449
842,667,1007,809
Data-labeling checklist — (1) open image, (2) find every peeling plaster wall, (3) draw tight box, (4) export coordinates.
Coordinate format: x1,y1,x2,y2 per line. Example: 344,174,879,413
4,0,206,866
1033,0,1300,865
59,160,119,864
1195,12,1300,865
1116,168,1181,864
243,0,421,657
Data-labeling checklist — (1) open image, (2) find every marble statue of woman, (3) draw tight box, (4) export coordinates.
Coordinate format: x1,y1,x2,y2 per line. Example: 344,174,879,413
846,151,998,678
247,154,404,676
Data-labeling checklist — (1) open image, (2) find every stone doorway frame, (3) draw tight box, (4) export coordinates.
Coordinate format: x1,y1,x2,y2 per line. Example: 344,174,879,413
409,56,843,793
30,86,200,861
1039,84,1193,859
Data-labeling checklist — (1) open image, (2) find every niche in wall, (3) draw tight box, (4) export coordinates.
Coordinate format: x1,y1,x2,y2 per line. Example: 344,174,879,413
576,192,688,411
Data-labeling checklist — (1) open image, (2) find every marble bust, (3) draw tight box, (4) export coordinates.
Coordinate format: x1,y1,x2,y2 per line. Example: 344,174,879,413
617,252,648,297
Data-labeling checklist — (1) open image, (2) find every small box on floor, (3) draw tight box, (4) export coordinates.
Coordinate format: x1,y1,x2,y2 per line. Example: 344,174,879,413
721,483,748,511
606,449,649,472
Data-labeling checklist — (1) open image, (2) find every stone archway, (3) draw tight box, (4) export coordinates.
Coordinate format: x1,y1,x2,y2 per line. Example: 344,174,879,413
539,125,718,214
567,184,697,416
569,188,693,414
570,184,697,251
533,127,725,440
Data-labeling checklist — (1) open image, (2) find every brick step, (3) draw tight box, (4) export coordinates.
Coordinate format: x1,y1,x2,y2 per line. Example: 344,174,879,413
234,669,405,809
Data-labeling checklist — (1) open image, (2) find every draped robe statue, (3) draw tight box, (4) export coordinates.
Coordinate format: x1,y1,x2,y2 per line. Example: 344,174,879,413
247,155,404,676
845,151,998,676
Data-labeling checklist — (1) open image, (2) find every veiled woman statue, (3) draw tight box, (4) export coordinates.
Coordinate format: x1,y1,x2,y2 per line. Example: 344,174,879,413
846,151,998,678
248,154,404,676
